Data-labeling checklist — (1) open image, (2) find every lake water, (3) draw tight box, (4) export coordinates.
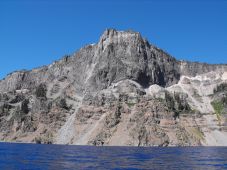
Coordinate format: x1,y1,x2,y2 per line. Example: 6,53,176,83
0,143,227,170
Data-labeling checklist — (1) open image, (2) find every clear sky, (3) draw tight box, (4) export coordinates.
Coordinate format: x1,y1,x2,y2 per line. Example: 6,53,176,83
0,0,227,79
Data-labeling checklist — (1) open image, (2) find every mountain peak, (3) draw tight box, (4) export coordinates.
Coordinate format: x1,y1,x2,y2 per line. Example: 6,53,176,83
100,28,141,39
98,28,146,52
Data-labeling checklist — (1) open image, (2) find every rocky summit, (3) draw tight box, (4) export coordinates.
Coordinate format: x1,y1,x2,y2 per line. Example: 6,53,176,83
1,29,227,146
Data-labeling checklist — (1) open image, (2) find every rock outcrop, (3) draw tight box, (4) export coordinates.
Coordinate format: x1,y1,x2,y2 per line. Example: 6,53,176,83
0,29,227,146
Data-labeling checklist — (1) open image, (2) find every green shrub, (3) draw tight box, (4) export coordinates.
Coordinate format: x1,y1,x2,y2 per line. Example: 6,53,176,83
211,100,226,121
165,91,175,110
57,98,69,110
35,84,47,98
211,101,224,115
126,102,135,108
214,83,227,93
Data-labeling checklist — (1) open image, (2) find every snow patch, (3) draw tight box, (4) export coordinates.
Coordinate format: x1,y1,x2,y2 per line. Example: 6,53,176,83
221,72,227,80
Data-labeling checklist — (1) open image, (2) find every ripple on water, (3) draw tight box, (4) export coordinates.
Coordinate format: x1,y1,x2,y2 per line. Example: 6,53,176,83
0,144,227,170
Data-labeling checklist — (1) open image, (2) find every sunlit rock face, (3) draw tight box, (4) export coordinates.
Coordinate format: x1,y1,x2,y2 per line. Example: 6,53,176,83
0,29,227,146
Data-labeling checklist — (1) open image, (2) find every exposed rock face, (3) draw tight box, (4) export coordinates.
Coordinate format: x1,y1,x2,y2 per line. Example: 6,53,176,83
0,29,227,146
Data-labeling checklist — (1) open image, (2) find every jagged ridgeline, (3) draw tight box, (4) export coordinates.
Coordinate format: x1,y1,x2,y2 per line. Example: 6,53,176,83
0,29,227,146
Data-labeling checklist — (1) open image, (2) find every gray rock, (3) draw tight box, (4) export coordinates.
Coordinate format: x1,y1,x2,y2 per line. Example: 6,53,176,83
0,29,227,146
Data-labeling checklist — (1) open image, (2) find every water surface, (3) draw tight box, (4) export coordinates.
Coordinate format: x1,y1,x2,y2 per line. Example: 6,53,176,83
0,143,227,169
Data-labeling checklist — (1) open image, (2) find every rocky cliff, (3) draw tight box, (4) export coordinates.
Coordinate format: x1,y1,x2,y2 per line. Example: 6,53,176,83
0,29,227,146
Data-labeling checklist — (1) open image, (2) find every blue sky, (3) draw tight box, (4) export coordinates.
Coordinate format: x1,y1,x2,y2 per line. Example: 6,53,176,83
0,0,227,79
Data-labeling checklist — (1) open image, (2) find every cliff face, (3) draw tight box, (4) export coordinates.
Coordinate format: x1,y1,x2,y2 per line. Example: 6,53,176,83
0,29,227,146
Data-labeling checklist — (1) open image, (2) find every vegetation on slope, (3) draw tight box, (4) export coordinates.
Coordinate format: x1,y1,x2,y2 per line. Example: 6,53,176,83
211,101,224,121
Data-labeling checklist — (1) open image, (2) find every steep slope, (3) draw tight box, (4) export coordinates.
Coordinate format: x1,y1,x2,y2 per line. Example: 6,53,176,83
0,29,227,146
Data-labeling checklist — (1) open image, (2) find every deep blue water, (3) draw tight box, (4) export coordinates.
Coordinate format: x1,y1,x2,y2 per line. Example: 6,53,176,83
0,143,227,170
